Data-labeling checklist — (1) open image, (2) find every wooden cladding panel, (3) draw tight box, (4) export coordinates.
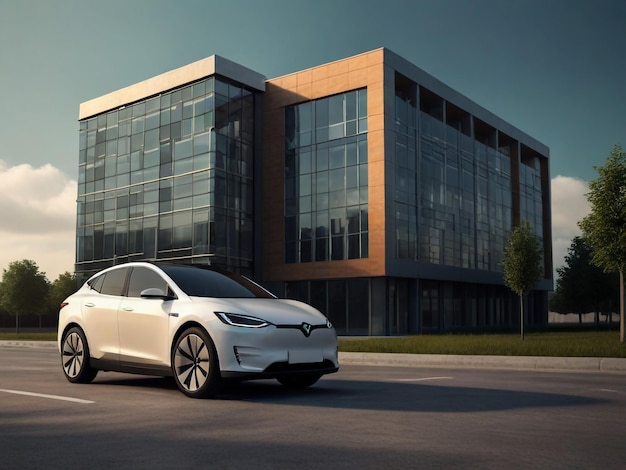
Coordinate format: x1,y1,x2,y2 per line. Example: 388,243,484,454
261,49,387,281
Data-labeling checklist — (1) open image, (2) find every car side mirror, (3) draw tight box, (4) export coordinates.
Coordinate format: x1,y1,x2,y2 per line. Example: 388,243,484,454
140,288,176,300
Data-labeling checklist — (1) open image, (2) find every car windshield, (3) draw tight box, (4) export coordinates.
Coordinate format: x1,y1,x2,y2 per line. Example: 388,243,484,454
158,265,275,299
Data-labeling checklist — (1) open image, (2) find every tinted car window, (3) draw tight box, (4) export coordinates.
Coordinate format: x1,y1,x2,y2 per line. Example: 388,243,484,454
159,265,275,298
88,274,105,293
99,268,129,296
127,267,170,297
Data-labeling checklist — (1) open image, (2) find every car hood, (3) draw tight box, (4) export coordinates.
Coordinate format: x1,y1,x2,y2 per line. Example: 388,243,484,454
189,297,328,325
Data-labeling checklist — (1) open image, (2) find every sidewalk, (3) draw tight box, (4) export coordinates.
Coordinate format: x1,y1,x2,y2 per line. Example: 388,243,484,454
4,340,626,373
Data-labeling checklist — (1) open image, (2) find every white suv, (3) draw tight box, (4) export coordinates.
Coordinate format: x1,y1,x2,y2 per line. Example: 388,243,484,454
58,262,338,398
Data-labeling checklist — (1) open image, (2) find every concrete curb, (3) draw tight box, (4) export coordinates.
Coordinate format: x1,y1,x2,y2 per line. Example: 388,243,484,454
0,340,58,349
3,341,626,373
339,352,626,373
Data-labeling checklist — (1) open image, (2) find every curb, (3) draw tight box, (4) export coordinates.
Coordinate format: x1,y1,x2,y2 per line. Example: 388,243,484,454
0,340,58,349
3,341,626,373
339,352,626,373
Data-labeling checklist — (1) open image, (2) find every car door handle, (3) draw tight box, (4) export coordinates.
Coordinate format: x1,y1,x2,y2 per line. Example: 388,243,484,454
122,307,134,311
84,302,95,307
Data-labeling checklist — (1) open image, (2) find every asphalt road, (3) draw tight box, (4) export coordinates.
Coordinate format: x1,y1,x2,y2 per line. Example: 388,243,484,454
1,346,626,469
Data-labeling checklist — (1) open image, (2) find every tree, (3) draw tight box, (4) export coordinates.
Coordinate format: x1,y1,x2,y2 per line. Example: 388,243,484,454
579,144,626,342
0,259,50,333
49,271,78,313
502,220,543,340
550,236,619,324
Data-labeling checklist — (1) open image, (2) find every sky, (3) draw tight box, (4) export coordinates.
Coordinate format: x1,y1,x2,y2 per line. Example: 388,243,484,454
0,0,624,281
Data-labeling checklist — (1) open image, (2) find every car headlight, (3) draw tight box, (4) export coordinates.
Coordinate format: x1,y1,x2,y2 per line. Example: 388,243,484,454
214,312,271,328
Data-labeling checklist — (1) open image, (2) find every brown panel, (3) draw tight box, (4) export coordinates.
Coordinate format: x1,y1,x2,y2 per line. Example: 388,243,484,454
262,49,388,282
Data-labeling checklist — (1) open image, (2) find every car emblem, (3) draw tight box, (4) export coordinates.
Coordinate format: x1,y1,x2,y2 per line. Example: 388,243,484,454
300,322,312,337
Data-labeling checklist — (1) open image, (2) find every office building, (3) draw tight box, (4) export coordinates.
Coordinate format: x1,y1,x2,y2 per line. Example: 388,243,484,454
77,48,552,335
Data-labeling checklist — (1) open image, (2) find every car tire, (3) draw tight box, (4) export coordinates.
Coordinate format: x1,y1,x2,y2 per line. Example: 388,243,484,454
277,374,322,389
61,327,98,384
172,327,220,398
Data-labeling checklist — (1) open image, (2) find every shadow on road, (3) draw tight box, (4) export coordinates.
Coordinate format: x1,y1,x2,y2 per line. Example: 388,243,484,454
91,374,607,413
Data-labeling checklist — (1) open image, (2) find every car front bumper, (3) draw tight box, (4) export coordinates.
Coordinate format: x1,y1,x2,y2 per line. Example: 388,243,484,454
211,323,339,379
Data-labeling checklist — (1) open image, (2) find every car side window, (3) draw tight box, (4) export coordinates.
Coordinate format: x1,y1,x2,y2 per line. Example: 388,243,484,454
99,268,129,296
88,274,105,293
127,267,170,298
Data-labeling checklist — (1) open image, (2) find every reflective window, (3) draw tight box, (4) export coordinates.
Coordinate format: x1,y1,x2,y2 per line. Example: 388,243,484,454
159,265,273,298
127,267,170,297
99,267,129,296
284,89,368,263
415,105,513,272
77,76,257,278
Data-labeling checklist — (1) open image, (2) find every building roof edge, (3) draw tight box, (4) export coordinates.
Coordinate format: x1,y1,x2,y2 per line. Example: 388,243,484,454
79,55,266,120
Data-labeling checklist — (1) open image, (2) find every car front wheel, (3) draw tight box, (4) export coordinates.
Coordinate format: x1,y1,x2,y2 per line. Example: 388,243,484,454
61,327,98,383
172,327,220,398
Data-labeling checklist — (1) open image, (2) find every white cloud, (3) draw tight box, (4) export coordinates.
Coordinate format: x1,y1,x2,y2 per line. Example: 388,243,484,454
550,175,590,274
0,161,76,281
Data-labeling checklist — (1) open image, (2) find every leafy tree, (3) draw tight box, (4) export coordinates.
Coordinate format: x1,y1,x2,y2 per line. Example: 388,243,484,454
502,220,543,340
579,144,626,342
0,259,50,333
550,236,619,324
49,271,78,313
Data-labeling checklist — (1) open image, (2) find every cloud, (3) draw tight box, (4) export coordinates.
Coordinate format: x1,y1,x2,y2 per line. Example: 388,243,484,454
550,175,590,274
0,161,76,280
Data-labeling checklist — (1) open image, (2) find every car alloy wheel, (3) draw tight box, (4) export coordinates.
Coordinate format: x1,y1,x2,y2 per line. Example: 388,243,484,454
61,327,98,383
172,327,220,398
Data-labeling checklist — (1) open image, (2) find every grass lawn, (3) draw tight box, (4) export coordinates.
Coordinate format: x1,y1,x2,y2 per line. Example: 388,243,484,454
339,330,626,358
0,332,57,341
2,329,626,358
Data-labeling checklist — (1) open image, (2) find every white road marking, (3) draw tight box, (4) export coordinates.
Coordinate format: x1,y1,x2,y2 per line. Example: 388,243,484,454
393,376,453,382
0,389,94,404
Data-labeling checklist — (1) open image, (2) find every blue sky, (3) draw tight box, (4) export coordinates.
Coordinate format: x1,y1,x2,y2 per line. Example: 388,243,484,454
0,0,624,278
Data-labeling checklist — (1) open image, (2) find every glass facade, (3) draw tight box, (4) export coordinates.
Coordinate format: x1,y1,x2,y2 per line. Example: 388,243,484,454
284,276,547,335
276,71,548,336
520,158,544,242
394,78,518,273
394,81,419,260
284,89,369,263
76,76,257,280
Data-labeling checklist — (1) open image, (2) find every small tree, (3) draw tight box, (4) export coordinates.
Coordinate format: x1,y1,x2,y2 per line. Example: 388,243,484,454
579,144,626,342
0,260,50,333
502,220,543,340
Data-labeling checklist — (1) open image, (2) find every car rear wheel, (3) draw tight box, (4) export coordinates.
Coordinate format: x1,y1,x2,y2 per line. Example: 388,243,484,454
172,327,220,398
277,374,322,388
61,327,98,384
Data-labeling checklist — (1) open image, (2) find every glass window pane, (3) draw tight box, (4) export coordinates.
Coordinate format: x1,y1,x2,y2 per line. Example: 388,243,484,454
127,267,168,297
329,168,344,191
329,94,343,125
100,267,129,296
298,102,312,132
174,138,193,160
329,143,344,169
194,131,210,155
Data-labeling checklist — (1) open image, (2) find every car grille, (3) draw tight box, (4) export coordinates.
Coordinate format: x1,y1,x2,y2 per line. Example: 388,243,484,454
264,359,336,374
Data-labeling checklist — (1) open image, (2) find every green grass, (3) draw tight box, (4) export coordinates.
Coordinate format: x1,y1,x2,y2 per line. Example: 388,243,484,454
2,330,626,358
0,332,57,341
339,330,626,358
